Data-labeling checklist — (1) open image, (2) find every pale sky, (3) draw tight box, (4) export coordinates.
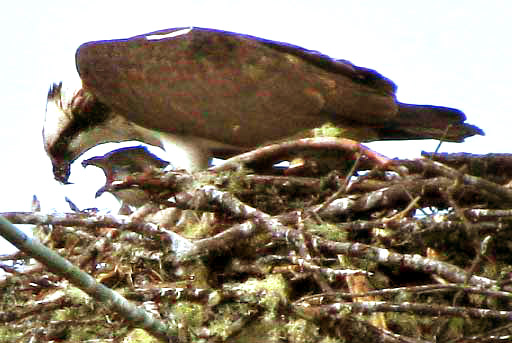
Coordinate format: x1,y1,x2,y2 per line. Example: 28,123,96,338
1,1,510,253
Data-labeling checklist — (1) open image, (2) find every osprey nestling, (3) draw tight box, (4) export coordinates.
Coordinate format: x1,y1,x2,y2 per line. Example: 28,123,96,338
81,146,169,208
44,27,483,183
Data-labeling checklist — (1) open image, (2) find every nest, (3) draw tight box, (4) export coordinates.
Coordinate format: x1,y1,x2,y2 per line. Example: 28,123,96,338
2,138,512,343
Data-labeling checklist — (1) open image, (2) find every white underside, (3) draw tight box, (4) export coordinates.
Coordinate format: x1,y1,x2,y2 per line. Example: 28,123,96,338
134,125,240,171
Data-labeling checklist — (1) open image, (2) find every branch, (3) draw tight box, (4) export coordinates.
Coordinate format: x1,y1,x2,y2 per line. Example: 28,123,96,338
296,300,512,320
0,215,175,342
212,137,392,172
1,211,193,258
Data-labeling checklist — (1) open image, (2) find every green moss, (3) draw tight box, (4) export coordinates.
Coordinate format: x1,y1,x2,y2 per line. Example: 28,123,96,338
180,219,214,239
209,302,252,340
0,326,23,341
285,319,320,343
234,274,288,314
171,301,205,328
444,317,465,338
319,336,345,343
122,328,161,343
221,165,253,195
313,123,344,138
208,275,289,342
66,285,91,304
306,221,348,242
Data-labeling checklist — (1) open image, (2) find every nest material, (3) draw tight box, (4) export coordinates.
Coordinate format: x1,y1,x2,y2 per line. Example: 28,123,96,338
3,145,512,342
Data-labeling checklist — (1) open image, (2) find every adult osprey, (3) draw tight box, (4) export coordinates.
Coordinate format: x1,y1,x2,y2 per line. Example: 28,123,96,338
44,27,483,183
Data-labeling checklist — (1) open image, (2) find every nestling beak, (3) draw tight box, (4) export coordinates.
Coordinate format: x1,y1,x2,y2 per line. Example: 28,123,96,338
94,185,106,198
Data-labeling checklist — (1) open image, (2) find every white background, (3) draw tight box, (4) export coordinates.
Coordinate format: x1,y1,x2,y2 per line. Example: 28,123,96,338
1,1,509,253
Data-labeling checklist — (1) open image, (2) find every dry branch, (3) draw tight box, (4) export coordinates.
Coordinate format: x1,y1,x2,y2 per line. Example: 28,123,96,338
2,145,512,342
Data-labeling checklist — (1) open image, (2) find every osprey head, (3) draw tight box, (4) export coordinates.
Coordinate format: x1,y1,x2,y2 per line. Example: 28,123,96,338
43,82,165,183
43,82,93,183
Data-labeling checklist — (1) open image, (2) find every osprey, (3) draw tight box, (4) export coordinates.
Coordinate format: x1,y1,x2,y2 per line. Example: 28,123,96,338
81,146,169,208
44,27,483,183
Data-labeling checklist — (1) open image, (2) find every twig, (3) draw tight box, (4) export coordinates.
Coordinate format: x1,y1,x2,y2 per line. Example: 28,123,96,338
0,215,175,342
212,137,392,172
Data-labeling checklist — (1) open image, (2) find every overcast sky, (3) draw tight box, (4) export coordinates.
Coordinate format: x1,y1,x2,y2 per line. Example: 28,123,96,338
1,1,510,253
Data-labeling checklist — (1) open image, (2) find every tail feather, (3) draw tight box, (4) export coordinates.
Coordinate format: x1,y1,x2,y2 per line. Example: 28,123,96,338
374,103,484,142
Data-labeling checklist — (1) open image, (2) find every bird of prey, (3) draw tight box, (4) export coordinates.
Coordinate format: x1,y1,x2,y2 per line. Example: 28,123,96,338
44,27,483,183
81,146,169,208
83,146,211,228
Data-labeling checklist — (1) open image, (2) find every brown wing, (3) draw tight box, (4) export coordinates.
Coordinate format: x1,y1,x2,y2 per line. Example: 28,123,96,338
75,27,399,148
76,27,482,145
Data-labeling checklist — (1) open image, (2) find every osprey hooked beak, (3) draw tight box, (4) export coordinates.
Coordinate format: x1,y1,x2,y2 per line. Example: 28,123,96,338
43,82,79,183
43,82,167,183
43,80,242,184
